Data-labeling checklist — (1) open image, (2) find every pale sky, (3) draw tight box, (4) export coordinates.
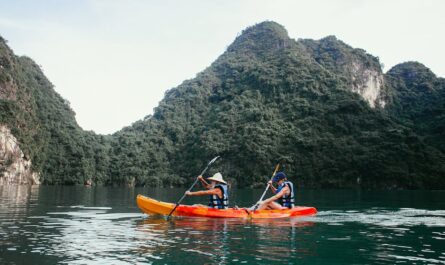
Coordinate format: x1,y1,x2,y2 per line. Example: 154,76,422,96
0,0,444,134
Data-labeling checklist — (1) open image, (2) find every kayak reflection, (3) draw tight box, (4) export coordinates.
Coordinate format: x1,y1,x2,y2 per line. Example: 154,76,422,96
136,216,315,231
134,216,316,263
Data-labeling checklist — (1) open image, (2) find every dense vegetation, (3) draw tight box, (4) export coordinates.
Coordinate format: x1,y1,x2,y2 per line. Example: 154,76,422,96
0,36,110,184
1,22,444,189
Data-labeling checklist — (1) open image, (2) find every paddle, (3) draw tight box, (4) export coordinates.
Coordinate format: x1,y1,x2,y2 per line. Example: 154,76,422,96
250,162,281,211
167,156,220,218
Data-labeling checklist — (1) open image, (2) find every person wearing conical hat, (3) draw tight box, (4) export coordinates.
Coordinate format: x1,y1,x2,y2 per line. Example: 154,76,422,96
185,172,229,209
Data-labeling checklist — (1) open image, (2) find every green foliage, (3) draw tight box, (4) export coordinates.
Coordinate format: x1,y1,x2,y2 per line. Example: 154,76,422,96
1,22,444,189
385,62,445,159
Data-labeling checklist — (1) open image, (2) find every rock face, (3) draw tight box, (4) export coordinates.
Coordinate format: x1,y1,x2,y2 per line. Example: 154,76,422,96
0,125,40,185
300,36,387,108
349,61,386,108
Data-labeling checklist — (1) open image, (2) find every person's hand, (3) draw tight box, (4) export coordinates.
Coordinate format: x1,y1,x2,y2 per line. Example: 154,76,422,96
267,180,273,186
185,191,192,196
198,175,204,180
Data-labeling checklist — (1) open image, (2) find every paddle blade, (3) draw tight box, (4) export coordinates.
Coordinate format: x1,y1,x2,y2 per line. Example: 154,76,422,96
272,163,280,177
208,156,220,165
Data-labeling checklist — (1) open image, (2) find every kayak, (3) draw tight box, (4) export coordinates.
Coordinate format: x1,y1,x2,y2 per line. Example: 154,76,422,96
136,194,317,219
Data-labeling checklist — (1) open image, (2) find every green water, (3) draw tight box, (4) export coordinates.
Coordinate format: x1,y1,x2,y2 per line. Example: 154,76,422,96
0,186,444,264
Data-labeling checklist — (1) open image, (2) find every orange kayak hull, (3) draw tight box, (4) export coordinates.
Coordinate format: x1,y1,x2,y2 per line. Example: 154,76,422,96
136,194,317,219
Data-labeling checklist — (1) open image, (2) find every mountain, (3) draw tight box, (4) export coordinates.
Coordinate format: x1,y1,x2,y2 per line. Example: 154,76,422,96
1,21,444,189
386,62,445,154
0,36,111,185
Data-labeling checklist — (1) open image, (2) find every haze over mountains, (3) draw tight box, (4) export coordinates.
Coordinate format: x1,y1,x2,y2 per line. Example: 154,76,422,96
1,21,444,189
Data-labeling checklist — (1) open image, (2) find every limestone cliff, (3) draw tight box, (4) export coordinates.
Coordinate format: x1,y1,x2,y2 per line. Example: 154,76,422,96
0,125,40,185
348,60,386,108
300,36,387,108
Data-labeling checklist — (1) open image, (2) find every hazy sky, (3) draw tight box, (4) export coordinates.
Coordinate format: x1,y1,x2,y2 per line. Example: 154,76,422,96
0,0,444,134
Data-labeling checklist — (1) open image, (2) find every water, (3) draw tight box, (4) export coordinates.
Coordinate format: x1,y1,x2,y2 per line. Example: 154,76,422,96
1,186,444,264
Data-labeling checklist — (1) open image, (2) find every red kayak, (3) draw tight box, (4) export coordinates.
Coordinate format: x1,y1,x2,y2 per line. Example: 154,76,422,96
136,195,317,219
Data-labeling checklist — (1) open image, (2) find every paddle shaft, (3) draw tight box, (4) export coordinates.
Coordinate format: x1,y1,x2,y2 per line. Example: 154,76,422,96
167,156,219,218
253,163,280,210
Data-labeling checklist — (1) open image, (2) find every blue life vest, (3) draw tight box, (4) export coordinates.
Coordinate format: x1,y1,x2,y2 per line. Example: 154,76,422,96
276,181,295,208
208,184,229,209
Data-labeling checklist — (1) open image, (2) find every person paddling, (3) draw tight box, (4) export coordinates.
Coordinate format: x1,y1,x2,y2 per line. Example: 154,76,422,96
185,172,229,209
256,172,295,210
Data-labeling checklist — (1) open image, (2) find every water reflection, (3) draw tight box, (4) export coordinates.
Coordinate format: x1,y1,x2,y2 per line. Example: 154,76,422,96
0,185,39,217
39,207,143,264
134,216,316,264
0,185,40,255
137,216,315,230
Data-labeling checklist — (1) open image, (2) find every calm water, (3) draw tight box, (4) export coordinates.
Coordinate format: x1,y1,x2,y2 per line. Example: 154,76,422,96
0,186,444,265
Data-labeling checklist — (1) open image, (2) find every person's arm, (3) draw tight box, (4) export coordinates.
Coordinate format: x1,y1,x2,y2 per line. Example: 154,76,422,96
198,175,211,189
262,185,289,204
186,188,222,197
268,180,278,193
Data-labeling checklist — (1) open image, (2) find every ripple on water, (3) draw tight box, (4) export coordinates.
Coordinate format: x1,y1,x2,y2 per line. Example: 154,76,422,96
306,208,445,227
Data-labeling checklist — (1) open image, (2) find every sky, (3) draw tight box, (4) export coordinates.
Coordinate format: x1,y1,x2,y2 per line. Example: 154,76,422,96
0,0,444,134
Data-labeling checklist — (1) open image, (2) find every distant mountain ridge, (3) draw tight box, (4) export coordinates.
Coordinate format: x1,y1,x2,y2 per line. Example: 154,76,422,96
1,21,444,188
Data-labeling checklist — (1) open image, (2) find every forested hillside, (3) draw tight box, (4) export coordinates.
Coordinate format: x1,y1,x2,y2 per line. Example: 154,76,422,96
1,21,444,189
0,36,110,184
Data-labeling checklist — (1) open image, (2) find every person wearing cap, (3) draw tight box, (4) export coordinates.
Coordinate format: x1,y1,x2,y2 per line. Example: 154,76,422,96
185,172,229,209
256,172,295,210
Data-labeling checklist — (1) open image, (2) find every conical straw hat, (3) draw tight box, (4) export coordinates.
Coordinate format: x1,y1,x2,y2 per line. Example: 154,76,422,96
207,172,227,184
